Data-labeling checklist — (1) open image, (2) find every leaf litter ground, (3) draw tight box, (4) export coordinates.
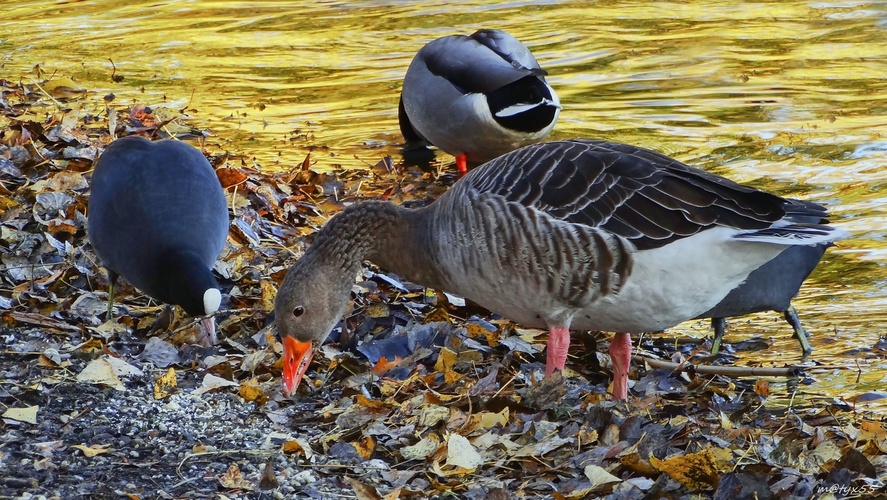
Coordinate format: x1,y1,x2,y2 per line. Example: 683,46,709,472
1,76,886,499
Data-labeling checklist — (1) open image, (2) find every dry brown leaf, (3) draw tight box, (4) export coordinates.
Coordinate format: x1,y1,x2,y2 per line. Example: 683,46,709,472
219,463,253,491
216,167,249,189
754,379,770,397
258,458,279,490
345,477,383,500
153,367,177,400
356,394,385,409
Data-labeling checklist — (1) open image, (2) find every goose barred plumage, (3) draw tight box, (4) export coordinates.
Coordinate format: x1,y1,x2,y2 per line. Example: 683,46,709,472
275,139,847,399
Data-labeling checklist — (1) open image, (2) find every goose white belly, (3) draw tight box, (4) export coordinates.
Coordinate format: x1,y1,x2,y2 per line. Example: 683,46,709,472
447,227,790,334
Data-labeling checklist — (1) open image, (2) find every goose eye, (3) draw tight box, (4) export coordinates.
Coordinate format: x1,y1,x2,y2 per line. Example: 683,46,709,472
293,306,304,317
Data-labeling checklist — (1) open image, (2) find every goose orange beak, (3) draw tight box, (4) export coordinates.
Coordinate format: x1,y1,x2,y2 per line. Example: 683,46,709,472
281,336,314,397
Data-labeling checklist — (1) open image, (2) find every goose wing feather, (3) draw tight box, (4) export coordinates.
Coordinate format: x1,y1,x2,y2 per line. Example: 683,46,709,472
464,139,828,251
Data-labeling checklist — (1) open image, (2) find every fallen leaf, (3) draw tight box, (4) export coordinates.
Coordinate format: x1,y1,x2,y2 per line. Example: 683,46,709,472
584,464,621,488
153,367,177,400
754,379,770,397
650,448,719,491
444,433,482,471
193,374,239,396
71,444,111,457
219,462,253,490
345,477,383,500
258,458,279,491
2,405,38,424
353,435,376,460
238,379,268,405
401,433,441,461
77,358,125,391
371,356,402,376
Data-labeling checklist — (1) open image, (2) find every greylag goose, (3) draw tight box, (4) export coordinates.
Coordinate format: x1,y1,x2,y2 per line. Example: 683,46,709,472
275,139,847,399
88,136,229,345
399,29,560,174
701,242,829,354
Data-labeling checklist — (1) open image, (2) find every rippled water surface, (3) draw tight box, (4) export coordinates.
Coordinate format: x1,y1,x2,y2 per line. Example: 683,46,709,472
3,0,887,411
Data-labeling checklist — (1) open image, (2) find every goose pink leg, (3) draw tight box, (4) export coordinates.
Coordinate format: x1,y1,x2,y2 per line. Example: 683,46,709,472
610,332,632,400
545,327,571,376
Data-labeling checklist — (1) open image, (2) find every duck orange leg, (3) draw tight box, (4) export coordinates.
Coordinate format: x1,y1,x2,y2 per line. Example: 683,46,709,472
455,154,468,176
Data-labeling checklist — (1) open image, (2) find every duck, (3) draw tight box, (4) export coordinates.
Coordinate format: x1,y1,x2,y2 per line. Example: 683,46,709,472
399,29,560,174
87,135,230,345
700,240,829,354
274,139,847,399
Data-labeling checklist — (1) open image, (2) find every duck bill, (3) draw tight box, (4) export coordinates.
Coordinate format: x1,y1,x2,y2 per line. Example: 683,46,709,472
281,337,314,397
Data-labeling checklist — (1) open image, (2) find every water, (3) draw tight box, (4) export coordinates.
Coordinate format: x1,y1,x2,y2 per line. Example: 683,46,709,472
3,0,886,412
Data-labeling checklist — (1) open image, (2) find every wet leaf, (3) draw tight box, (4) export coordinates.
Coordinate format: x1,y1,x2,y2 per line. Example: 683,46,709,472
140,336,180,368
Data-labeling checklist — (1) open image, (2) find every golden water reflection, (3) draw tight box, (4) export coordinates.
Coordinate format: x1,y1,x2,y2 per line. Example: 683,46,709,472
3,0,886,412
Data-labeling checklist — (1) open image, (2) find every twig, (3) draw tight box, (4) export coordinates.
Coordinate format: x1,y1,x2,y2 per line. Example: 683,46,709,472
29,78,65,109
638,355,804,377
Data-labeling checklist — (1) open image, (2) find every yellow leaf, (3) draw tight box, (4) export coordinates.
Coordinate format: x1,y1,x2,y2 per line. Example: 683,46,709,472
238,379,268,405
2,405,38,424
365,302,390,319
463,408,509,434
259,279,277,313
356,394,385,409
71,444,111,457
153,367,177,400
435,347,456,372
282,440,304,456
353,436,375,460
649,449,719,491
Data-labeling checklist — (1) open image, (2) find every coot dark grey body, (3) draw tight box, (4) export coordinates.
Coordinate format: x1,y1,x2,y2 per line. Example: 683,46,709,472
88,136,229,343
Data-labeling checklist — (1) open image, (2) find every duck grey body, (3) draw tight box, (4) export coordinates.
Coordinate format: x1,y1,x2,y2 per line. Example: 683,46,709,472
275,139,847,398
88,136,229,328
400,29,560,165
700,242,828,353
